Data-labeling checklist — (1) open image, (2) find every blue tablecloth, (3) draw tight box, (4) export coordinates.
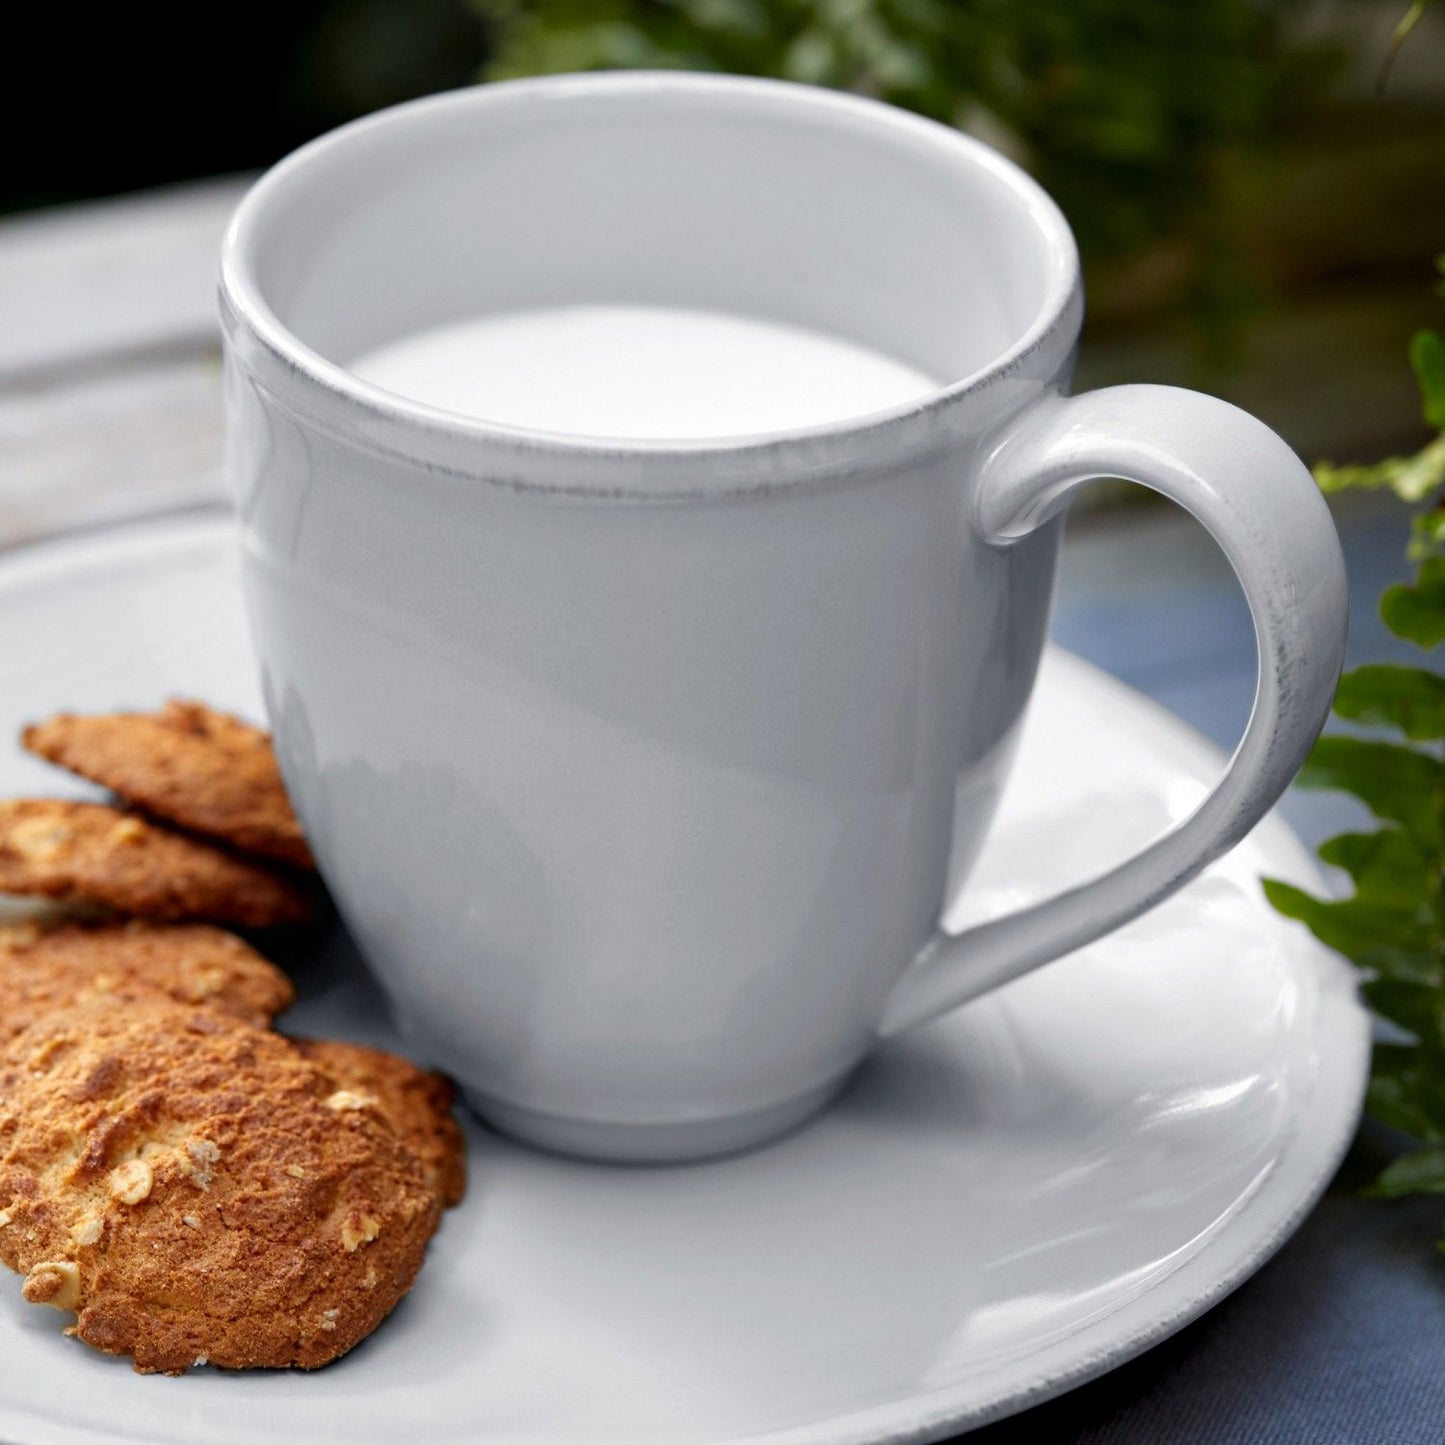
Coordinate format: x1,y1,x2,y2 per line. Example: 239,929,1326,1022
967,502,1445,1443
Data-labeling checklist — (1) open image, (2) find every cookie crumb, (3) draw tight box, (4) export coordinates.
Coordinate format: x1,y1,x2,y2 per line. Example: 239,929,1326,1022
73,1217,103,1247
8,815,72,860
341,1213,382,1253
325,1089,376,1113
108,1159,153,1205
106,816,147,847
184,1137,220,1190
23,1260,80,1311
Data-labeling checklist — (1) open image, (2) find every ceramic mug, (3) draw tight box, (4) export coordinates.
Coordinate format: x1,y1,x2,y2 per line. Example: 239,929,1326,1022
220,73,1347,1162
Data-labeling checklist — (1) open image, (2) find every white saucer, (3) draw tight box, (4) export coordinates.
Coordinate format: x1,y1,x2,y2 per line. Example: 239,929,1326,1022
0,514,1367,1445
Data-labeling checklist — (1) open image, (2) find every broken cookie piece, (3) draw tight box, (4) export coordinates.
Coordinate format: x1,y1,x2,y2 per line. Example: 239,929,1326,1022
0,995,440,1373
293,1038,467,1208
0,799,313,927
23,701,313,870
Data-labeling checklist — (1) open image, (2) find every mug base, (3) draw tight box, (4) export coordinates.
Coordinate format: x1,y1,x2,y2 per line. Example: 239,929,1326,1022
464,1073,851,1164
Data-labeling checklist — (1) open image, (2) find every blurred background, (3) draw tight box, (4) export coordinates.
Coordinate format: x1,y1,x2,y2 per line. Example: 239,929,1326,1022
4,0,1442,471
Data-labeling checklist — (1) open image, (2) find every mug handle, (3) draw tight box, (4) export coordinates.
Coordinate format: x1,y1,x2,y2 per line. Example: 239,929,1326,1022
879,384,1348,1037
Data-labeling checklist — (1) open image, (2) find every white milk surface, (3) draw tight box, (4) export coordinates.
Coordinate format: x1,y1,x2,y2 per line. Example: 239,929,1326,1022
348,304,939,440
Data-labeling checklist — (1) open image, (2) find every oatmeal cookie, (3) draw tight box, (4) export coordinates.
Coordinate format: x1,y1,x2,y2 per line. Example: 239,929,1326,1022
0,919,294,1038
23,701,313,870
0,996,440,1373
0,799,313,927
293,1038,467,1208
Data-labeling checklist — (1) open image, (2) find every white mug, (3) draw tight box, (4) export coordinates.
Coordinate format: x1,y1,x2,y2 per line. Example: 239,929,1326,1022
220,73,1347,1162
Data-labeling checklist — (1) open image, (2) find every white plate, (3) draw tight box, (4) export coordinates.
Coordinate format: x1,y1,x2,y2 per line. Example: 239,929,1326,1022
0,514,1367,1445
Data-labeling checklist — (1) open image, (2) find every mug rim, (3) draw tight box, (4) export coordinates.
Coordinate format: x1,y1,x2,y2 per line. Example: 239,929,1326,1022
220,72,1083,497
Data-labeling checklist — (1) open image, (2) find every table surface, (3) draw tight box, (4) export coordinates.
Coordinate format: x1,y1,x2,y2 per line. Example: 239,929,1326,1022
0,183,1440,1444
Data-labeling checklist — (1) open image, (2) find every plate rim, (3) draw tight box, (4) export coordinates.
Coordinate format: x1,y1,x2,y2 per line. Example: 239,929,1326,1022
0,512,1370,1445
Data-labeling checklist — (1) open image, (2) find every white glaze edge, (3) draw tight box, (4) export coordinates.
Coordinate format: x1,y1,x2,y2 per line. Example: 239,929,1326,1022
219,73,1083,499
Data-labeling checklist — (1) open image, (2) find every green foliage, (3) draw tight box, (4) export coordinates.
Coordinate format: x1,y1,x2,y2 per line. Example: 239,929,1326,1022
1331,665,1445,739
1378,0,1436,95
1368,1044,1445,1139
1267,258,1445,1248
1315,332,1445,519
1264,876,1435,979
1414,330,1445,431
1299,737,1445,847
476,0,1318,334
1314,437,1445,514
1366,1146,1445,1198
1381,558,1445,645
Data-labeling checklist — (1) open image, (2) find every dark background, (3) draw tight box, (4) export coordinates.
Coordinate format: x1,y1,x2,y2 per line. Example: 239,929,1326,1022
0,2,491,216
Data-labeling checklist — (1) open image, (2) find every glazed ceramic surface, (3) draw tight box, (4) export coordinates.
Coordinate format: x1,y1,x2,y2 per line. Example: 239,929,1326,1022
0,516,1366,1444
220,74,1348,1160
